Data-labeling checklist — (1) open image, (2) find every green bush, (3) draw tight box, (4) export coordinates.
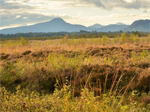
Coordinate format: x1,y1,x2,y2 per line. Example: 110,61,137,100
0,84,149,112
102,35,109,45
120,32,127,44
19,36,29,46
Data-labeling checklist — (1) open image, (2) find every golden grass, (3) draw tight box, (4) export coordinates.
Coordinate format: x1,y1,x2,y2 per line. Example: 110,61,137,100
1,37,149,54
0,36,150,111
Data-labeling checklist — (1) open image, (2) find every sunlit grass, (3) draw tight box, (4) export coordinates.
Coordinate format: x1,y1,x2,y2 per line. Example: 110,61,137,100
1,84,149,112
0,35,150,111
0,36,149,54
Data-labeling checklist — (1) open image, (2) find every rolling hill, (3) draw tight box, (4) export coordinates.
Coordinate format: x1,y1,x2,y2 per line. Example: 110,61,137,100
123,19,150,32
96,24,128,32
88,23,103,29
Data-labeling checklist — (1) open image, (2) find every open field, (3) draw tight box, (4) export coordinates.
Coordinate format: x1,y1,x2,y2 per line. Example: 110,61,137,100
0,35,150,111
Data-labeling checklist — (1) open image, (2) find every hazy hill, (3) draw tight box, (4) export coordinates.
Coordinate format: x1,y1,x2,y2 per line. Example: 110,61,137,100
115,22,126,25
0,18,92,34
123,19,150,32
88,23,103,29
96,24,128,32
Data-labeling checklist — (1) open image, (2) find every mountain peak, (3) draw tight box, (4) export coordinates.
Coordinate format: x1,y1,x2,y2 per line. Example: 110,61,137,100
88,23,103,29
115,22,126,25
50,18,66,23
93,23,101,25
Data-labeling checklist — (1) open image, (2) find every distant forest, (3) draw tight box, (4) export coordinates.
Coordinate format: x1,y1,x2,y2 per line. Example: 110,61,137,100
0,30,149,40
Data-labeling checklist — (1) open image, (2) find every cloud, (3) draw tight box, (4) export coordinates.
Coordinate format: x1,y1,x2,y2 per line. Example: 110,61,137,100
47,0,150,10
143,10,147,13
1,0,150,11
23,17,28,19
15,15,21,19
0,0,150,29
0,0,34,9
123,0,136,3
79,0,104,7
0,12,55,27
78,0,150,10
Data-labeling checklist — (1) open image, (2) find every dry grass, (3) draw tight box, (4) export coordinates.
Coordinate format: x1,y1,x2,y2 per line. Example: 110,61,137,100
1,37,149,54
0,36,150,111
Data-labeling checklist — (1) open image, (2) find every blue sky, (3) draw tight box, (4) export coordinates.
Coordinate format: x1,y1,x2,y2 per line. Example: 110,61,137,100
0,0,150,29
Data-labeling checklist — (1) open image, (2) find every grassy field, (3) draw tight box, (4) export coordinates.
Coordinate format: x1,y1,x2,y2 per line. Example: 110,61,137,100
0,35,150,111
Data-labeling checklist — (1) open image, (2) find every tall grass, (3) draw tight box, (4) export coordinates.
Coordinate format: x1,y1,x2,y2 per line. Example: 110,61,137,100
0,34,150,111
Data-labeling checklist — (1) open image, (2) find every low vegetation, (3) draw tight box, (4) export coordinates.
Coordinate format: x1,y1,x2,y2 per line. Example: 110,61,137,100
0,33,150,111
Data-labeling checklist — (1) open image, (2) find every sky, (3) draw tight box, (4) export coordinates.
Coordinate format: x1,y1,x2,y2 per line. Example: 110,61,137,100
0,0,150,29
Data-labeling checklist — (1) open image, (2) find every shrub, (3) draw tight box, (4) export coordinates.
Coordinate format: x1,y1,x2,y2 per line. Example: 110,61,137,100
19,36,29,46
102,35,109,45
120,32,127,44
60,35,68,44
0,84,149,112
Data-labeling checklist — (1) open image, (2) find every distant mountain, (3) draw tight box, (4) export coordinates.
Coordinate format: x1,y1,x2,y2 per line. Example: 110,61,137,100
123,19,150,32
88,23,103,29
115,22,126,25
0,18,92,34
96,24,128,32
0,18,149,34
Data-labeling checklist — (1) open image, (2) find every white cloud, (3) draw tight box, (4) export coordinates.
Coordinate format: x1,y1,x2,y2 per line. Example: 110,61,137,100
23,17,28,19
124,0,135,3
15,15,21,19
2,0,150,10
143,10,147,13
80,0,150,10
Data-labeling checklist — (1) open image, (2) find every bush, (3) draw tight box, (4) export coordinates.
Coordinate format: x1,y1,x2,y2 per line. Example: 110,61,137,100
60,35,68,44
0,84,149,112
120,32,127,44
102,35,109,45
19,36,29,46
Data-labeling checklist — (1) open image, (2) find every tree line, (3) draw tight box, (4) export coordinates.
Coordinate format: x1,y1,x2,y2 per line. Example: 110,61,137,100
0,31,149,40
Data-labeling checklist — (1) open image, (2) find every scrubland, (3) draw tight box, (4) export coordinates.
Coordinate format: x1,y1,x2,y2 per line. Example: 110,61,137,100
0,33,150,111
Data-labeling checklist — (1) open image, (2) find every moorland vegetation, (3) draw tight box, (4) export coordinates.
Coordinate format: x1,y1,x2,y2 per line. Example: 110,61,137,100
0,32,150,111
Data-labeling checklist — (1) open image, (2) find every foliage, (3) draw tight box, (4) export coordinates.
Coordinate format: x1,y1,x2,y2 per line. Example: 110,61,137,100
19,36,29,46
101,35,109,45
1,32,149,40
0,34,150,111
120,32,127,44
46,53,84,71
0,84,149,112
